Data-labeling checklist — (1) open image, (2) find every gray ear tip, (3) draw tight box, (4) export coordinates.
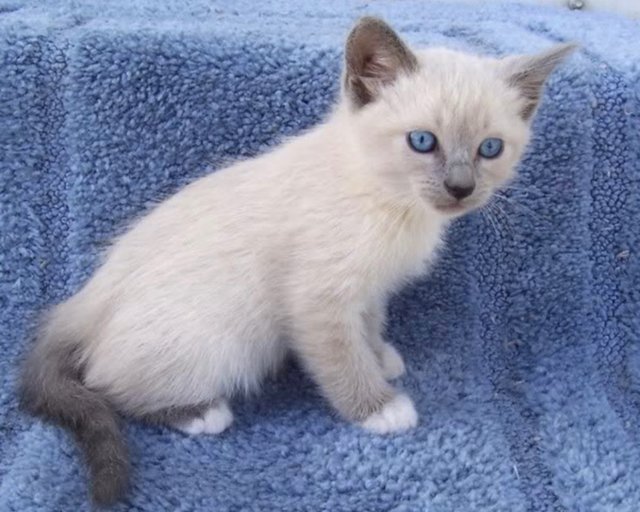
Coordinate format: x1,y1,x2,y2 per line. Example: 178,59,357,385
350,16,391,35
354,15,387,27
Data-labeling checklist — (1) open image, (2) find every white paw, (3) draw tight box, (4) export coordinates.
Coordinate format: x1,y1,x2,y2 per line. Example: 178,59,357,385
202,402,234,434
360,394,418,434
174,417,206,436
173,401,234,436
379,343,406,380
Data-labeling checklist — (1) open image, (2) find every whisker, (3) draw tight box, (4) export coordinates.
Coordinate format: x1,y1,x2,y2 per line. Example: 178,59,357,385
492,192,541,220
488,199,514,236
482,205,501,239
500,184,543,196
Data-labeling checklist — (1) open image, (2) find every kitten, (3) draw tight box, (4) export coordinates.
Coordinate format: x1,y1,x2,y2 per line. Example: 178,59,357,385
20,17,575,505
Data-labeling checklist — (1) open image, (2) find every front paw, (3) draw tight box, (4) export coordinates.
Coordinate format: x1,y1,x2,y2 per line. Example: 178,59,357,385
379,342,406,380
360,394,418,434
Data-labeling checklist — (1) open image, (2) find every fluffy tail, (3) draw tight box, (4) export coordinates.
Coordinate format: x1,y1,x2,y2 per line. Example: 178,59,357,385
20,312,129,505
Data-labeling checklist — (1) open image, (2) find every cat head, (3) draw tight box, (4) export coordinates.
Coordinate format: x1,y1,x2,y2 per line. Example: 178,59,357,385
341,17,576,217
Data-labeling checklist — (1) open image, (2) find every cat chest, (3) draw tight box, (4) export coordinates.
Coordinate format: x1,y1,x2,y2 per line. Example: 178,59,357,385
367,222,443,291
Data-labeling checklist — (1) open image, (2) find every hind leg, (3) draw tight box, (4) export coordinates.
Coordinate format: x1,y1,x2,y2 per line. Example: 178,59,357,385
142,400,234,435
178,401,234,435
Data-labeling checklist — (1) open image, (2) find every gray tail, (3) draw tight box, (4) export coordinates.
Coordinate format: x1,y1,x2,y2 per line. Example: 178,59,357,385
20,318,129,505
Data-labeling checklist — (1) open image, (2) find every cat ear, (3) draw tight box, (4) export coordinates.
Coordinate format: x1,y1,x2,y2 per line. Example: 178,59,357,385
502,43,577,121
343,17,418,108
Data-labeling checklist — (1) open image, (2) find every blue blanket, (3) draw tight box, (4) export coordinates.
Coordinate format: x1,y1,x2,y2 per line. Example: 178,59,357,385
1,1,639,510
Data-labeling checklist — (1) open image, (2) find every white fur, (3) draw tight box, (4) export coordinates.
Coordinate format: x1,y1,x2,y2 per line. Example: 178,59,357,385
71,116,444,413
173,402,234,435
68,92,454,415
43,22,570,432
174,417,207,436
202,402,234,434
360,394,418,434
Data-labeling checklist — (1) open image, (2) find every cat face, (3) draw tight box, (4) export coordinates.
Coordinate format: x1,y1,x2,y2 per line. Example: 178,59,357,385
342,18,575,217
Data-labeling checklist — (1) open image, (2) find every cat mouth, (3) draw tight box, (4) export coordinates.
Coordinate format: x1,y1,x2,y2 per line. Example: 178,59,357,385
433,202,469,215
433,195,487,215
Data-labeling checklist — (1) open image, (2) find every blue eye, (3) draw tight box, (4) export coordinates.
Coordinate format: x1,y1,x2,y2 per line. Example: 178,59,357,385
407,130,437,153
478,138,503,159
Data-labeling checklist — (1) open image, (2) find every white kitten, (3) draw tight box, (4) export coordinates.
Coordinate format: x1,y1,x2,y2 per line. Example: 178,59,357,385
20,17,575,505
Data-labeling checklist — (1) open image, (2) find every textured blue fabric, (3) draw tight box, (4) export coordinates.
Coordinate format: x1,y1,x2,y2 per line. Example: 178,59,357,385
1,1,640,510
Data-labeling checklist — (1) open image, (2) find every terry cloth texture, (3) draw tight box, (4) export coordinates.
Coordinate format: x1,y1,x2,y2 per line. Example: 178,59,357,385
1,1,639,510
